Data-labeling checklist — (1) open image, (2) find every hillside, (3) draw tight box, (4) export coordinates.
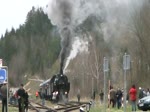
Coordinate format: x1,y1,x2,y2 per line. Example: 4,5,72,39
0,7,61,86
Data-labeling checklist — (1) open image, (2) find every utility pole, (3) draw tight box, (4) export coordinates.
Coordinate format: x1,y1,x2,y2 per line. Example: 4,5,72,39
123,53,130,112
103,57,109,112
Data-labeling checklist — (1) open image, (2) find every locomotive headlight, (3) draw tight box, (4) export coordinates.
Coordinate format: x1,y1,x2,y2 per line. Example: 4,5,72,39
56,91,58,95
65,92,67,94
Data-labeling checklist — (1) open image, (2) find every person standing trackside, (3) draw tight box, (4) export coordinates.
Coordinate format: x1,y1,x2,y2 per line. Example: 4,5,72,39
93,90,96,101
129,84,137,112
24,90,29,112
17,84,25,112
116,88,123,109
0,81,7,112
35,91,39,99
99,90,104,104
109,86,116,108
138,87,143,99
77,89,80,102
146,88,150,96
41,88,45,105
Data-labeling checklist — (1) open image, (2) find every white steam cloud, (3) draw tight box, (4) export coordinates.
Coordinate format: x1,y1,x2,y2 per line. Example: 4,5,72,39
64,37,88,71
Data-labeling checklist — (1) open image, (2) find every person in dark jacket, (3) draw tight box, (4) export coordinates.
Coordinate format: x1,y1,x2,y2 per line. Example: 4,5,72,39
99,90,104,104
17,84,25,112
129,84,137,112
0,81,7,112
116,88,123,109
24,90,29,112
138,87,144,99
109,86,116,108
93,90,96,101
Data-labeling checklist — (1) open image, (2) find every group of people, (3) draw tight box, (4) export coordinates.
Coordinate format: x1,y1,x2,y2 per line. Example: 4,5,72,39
17,84,29,112
87,84,149,112
0,83,29,112
99,84,149,111
107,85,139,111
129,85,150,111
0,81,46,112
9,84,29,112
107,86,123,109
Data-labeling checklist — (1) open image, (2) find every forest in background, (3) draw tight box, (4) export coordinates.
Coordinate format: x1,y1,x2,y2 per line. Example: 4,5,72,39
0,1,150,97
0,7,61,86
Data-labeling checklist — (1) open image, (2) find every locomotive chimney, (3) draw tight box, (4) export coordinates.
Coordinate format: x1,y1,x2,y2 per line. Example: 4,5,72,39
60,67,63,75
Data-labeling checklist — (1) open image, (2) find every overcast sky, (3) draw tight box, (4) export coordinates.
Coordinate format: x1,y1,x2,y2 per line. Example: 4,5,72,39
0,0,49,36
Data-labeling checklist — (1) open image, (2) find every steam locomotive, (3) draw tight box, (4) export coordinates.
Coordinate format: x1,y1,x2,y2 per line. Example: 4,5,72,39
39,74,70,102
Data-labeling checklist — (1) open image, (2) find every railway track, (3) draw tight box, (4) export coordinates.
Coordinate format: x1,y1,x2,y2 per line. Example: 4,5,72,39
30,101,90,112
9,100,91,112
53,101,89,112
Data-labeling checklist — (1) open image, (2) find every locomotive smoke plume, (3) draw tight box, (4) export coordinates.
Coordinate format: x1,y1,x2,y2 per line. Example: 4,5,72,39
47,0,144,74
47,0,73,74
